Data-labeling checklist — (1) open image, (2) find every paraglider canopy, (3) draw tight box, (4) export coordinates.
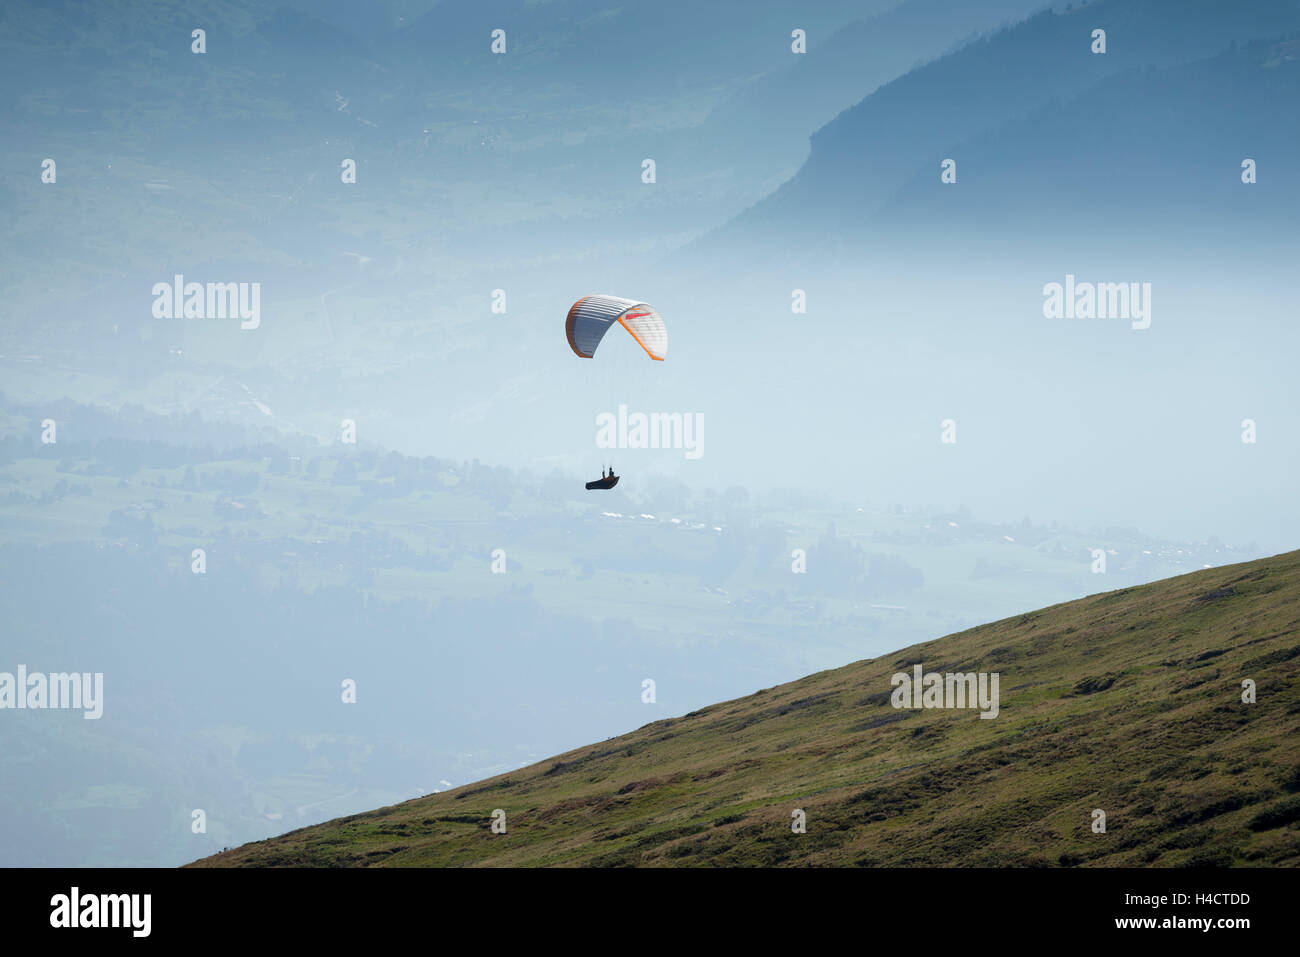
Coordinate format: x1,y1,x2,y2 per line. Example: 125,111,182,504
566,295,667,361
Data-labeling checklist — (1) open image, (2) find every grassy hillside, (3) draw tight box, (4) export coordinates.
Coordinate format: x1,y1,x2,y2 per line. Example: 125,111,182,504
192,550,1300,867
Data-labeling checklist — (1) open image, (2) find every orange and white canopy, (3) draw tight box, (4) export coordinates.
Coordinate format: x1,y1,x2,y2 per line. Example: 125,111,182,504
565,294,667,361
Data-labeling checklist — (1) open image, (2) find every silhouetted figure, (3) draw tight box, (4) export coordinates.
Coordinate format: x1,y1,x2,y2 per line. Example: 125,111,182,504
586,466,620,490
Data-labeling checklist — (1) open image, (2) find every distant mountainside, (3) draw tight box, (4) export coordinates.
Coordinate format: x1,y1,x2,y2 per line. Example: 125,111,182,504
0,0,380,144
0,0,901,366
388,0,891,94
693,0,1050,169
871,37,1300,242
0,0,883,141
689,0,1300,264
193,550,1300,867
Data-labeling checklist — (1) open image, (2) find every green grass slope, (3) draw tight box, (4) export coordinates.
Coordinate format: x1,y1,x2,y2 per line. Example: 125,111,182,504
192,551,1300,867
